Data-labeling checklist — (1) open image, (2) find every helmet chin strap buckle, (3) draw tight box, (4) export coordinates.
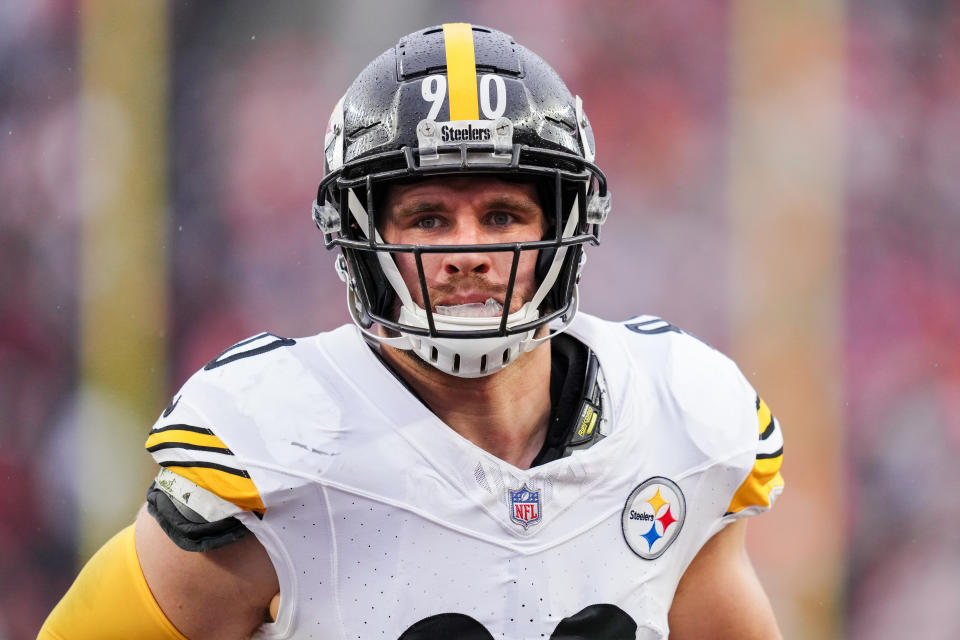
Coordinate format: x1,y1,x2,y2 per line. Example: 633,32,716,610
313,199,341,234
586,192,611,225
334,254,350,283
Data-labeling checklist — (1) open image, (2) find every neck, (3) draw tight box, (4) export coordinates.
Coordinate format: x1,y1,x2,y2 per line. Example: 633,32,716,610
380,341,552,470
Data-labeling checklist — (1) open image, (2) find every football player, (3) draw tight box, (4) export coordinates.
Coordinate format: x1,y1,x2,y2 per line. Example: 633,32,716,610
41,23,784,639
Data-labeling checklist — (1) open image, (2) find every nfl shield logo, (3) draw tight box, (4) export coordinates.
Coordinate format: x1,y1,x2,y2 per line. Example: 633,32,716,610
508,484,541,529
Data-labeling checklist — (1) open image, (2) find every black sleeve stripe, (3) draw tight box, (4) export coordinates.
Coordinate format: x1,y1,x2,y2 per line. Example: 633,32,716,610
756,447,784,460
760,416,776,440
227,332,270,349
149,424,215,436
630,325,679,335
204,335,296,371
755,394,761,411
147,442,234,455
158,460,251,478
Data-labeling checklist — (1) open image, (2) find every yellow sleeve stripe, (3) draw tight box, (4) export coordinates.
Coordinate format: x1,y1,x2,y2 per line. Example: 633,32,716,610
38,525,189,640
442,23,480,120
727,453,784,514
161,463,265,515
145,427,231,453
757,397,772,435
725,395,784,515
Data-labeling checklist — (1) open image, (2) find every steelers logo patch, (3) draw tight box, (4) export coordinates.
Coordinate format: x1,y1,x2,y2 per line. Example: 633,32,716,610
621,476,686,560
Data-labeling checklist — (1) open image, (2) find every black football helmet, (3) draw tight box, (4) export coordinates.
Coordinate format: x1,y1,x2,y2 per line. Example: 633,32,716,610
314,23,610,377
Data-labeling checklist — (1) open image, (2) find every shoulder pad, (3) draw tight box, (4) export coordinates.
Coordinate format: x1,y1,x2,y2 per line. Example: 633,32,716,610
146,480,248,552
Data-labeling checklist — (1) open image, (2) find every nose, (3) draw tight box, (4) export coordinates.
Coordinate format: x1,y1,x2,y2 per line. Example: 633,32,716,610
440,249,491,276
439,219,492,276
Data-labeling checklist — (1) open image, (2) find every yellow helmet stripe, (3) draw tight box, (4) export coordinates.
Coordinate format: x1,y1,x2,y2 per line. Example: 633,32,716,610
442,23,479,120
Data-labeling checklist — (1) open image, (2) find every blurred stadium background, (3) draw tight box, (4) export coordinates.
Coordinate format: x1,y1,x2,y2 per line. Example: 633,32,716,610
2,1,959,638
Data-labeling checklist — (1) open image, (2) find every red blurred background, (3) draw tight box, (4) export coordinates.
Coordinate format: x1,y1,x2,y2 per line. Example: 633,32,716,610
2,1,958,638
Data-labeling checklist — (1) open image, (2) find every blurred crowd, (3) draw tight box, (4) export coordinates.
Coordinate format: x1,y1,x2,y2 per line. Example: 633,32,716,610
1,4,79,639
1,1,958,638
844,2,960,637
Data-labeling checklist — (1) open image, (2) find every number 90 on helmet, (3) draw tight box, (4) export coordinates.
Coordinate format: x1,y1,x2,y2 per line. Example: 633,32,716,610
313,23,611,378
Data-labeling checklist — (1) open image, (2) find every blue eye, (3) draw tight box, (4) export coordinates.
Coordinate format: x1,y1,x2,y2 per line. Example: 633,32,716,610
416,216,440,230
490,212,513,226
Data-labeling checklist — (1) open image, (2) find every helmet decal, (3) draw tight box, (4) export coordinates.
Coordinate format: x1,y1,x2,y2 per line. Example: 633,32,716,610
575,95,596,163
421,75,448,121
324,94,345,172
442,23,480,120
479,73,507,119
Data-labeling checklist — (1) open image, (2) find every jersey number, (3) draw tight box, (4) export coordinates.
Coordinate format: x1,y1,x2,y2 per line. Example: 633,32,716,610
421,74,507,121
398,604,636,639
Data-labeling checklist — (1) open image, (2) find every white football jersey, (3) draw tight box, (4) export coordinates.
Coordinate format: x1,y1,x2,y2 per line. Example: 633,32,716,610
146,313,784,640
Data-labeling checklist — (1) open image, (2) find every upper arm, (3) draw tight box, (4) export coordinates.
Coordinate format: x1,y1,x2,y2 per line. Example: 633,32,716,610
667,519,781,640
135,504,279,640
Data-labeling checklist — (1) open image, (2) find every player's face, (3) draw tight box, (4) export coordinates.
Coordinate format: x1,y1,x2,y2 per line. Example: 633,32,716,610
381,176,546,315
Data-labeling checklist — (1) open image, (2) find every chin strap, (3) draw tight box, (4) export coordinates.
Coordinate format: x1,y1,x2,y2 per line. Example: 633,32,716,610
347,190,416,309
345,286,413,349
526,195,579,312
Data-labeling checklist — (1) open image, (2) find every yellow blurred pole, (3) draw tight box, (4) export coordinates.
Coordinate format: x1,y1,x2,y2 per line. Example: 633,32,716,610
78,0,168,560
728,1,844,638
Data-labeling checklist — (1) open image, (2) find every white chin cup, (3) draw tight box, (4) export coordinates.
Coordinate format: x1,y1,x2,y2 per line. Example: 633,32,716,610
397,302,539,378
